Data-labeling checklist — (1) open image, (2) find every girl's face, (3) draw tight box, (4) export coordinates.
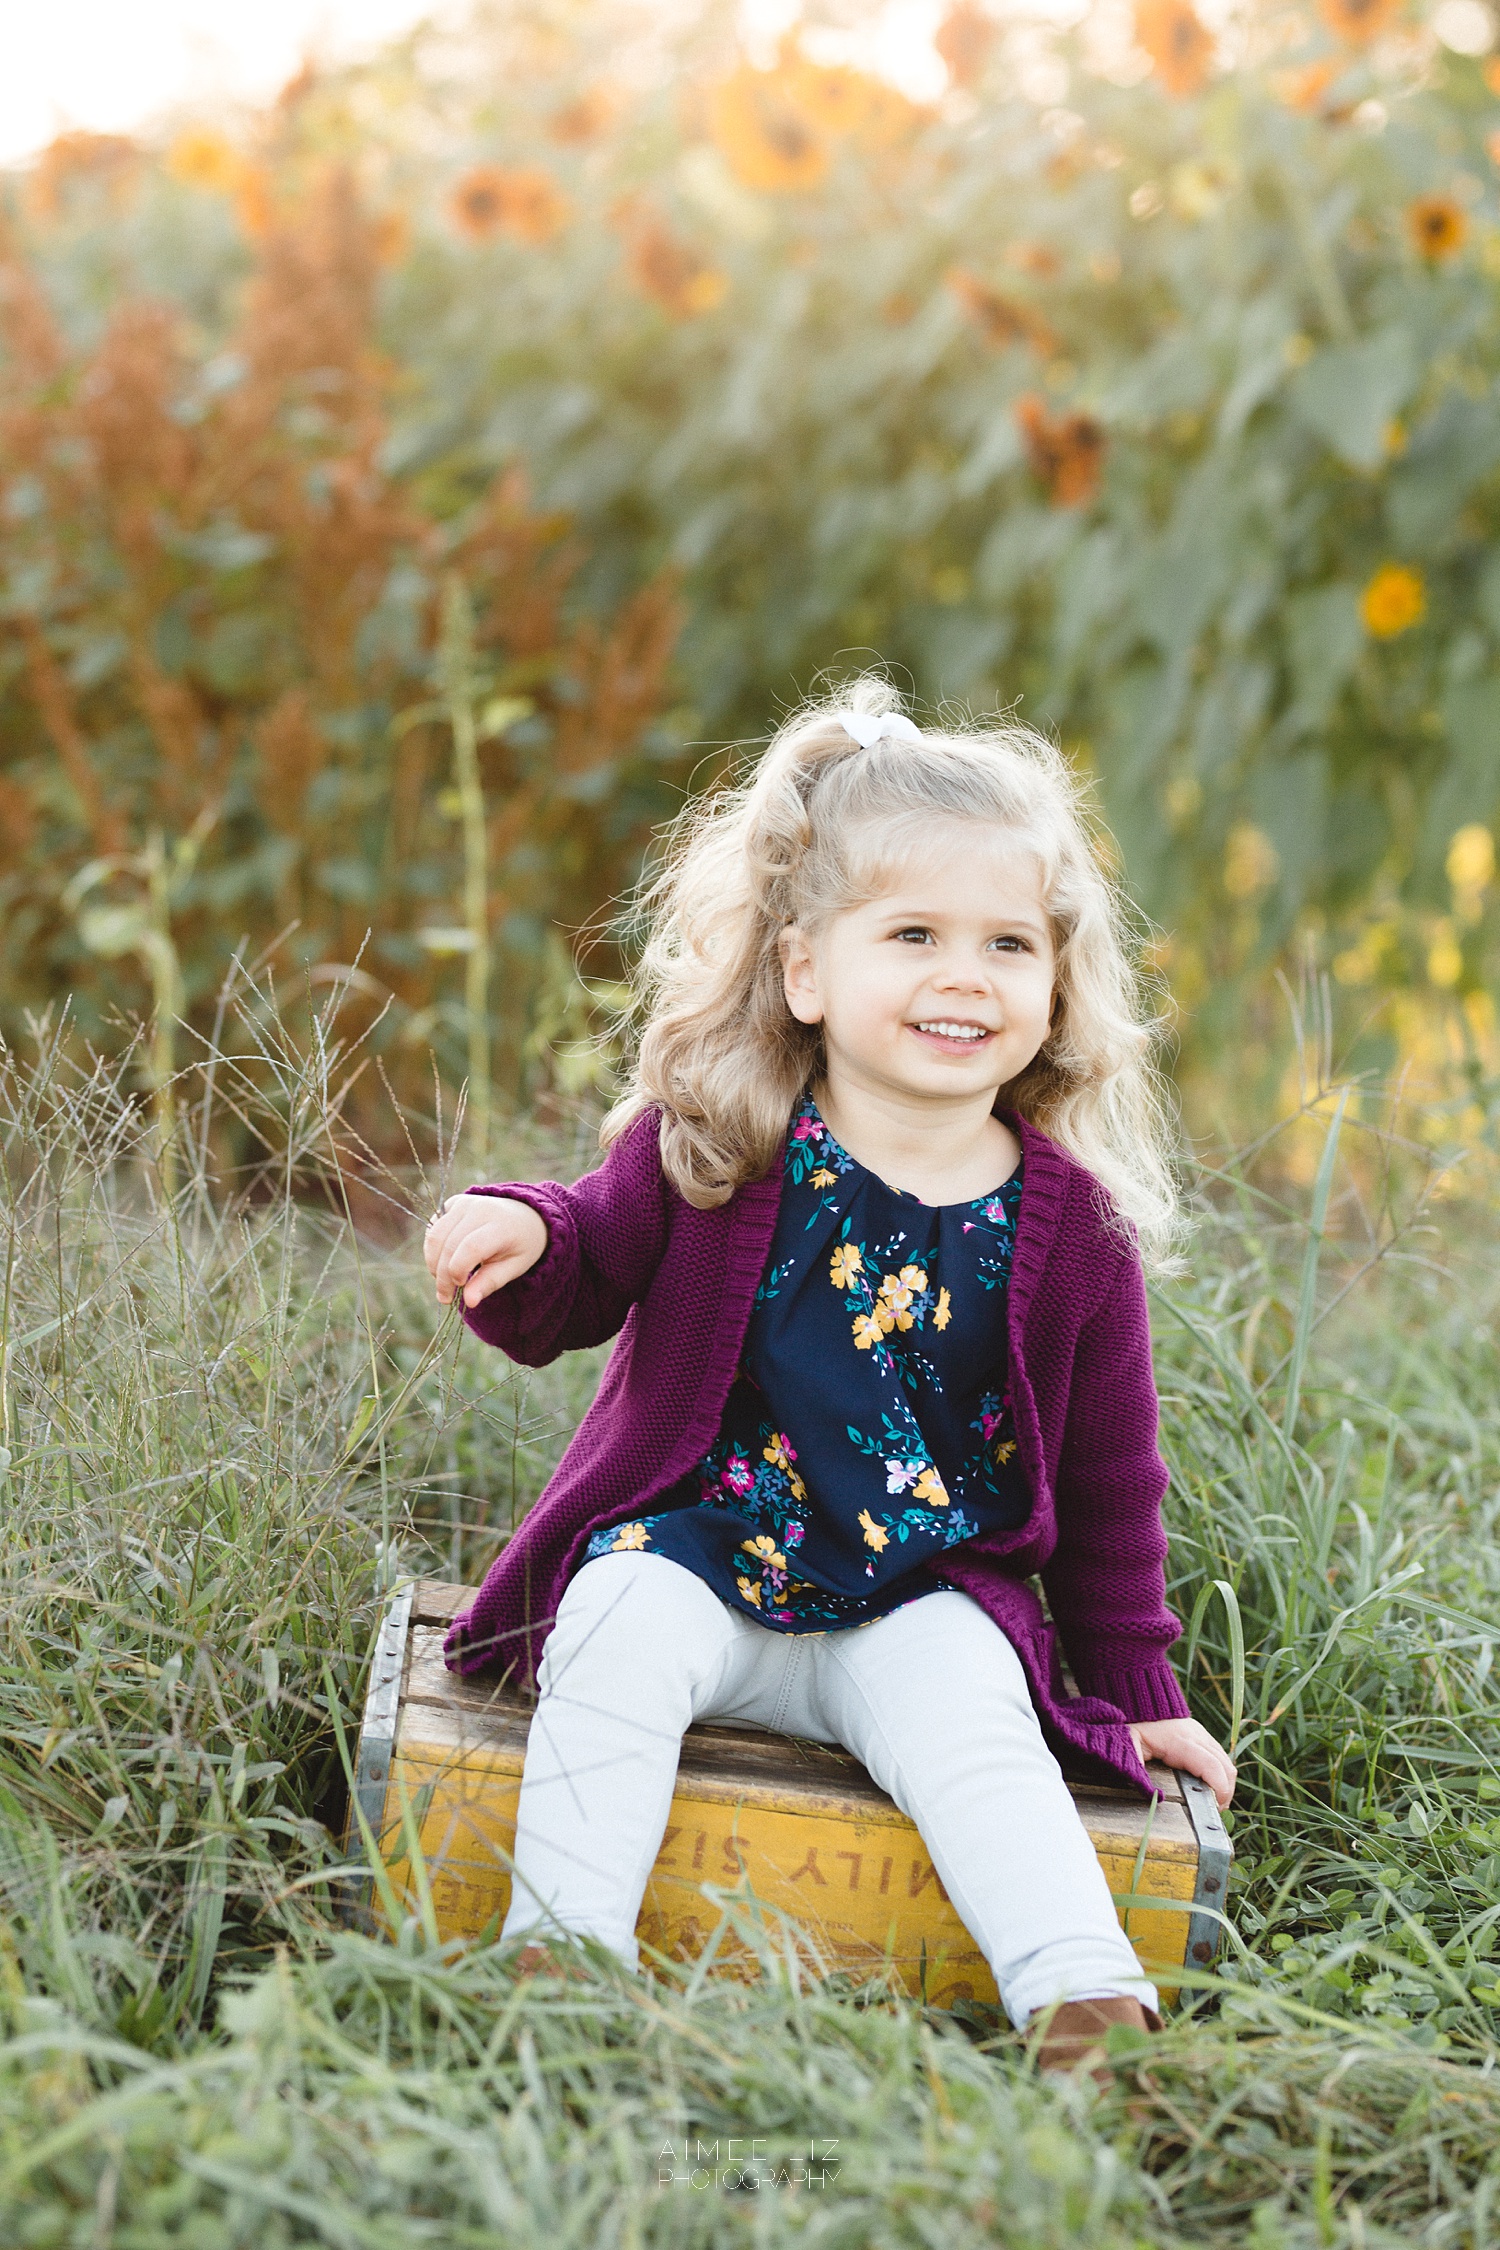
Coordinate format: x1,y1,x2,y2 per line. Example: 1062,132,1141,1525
780,823,1057,1110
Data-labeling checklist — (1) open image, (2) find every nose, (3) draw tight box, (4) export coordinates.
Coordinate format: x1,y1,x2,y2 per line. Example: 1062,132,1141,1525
932,949,991,993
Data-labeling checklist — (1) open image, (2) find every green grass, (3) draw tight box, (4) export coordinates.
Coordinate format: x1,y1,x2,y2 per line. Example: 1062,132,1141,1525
1,992,1499,2245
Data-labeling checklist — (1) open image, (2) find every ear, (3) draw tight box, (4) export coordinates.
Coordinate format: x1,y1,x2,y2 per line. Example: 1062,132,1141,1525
779,924,824,1025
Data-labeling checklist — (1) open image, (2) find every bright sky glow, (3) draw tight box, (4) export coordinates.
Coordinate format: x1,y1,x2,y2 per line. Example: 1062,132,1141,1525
741,0,952,93
0,1,453,166
1,1,975,168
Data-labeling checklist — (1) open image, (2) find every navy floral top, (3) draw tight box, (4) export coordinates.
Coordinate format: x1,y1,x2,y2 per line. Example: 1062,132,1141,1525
583,1095,1030,1632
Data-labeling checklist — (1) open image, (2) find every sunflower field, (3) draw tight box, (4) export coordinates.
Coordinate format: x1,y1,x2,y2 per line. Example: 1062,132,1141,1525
11,12,1500,2241
4,0,1500,1145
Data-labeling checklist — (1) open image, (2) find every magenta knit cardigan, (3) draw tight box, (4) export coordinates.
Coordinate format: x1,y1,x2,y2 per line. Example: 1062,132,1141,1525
442,1105,1191,1797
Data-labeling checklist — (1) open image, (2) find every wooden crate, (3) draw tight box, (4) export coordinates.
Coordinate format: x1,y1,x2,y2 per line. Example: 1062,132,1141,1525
350,1578,1231,2009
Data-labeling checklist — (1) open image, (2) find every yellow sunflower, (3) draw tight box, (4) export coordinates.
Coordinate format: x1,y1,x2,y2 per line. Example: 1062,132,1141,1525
1407,195,1467,261
1318,0,1402,42
166,127,243,194
1447,823,1495,895
1015,393,1107,509
1270,59,1342,112
449,166,509,241
709,64,830,195
548,86,617,144
779,44,884,137
1360,564,1426,637
624,218,728,319
851,80,924,149
936,2,999,89
1134,0,1215,97
449,164,570,245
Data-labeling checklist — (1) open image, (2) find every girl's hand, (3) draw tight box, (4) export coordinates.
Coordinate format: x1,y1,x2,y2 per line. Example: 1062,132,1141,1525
1128,1718,1236,1811
424,1193,549,1310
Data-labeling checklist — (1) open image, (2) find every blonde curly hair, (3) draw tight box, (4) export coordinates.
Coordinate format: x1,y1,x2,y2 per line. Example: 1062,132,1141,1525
602,679,1183,1267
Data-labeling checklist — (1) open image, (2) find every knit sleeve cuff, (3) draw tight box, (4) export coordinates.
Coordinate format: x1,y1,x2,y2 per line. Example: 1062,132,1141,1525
1073,1656,1191,1724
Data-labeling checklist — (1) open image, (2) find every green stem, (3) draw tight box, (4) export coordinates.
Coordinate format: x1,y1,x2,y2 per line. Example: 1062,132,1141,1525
1282,1087,1348,1446
144,831,183,1202
1280,169,1355,343
440,575,491,1165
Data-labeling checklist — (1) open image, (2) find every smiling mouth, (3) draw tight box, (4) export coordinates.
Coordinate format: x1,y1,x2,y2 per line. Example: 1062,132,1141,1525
910,1020,994,1045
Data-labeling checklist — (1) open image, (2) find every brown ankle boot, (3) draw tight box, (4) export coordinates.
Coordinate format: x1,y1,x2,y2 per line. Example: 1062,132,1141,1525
1027,1996,1160,2086
510,1940,590,1983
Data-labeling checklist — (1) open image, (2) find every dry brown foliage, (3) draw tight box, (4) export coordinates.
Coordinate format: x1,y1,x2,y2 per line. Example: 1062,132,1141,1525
0,164,680,1154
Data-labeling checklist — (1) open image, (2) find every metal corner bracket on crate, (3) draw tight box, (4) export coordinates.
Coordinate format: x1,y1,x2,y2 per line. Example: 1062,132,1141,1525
1177,1769,1233,1970
345,1576,414,1923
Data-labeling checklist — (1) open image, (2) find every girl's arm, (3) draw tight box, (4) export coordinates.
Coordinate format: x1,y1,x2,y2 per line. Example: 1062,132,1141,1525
1043,1250,1237,1806
1041,1249,1190,1721
426,1107,669,1366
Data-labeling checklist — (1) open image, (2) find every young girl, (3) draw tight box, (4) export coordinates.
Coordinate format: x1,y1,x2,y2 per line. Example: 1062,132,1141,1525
425,686,1235,2070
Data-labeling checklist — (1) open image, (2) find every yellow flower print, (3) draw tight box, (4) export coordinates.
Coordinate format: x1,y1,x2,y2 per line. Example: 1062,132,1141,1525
933,1286,952,1331
852,1308,892,1350
736,1575,763,1608
829,1242,863,1289
993,1439,1016,1465
811,1167,836,1188
857,1509,890,1552
878,1265,927,1331
763,1430,805,1498
740,1534,787,1571
609,1522,650,1550
913,1465,949,1506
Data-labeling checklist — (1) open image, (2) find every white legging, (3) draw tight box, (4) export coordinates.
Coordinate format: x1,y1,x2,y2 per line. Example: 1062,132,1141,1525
499,1550,1156,2024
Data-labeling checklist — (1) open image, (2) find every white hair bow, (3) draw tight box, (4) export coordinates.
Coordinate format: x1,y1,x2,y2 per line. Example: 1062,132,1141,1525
837,711,923,749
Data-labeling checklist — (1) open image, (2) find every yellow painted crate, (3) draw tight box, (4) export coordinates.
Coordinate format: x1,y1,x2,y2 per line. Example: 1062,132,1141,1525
350,1579,1230,2009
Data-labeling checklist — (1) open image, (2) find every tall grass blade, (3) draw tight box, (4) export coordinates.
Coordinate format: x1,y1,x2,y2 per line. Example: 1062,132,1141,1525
1214,1578,1246,1755
1281,1086,1348,1442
